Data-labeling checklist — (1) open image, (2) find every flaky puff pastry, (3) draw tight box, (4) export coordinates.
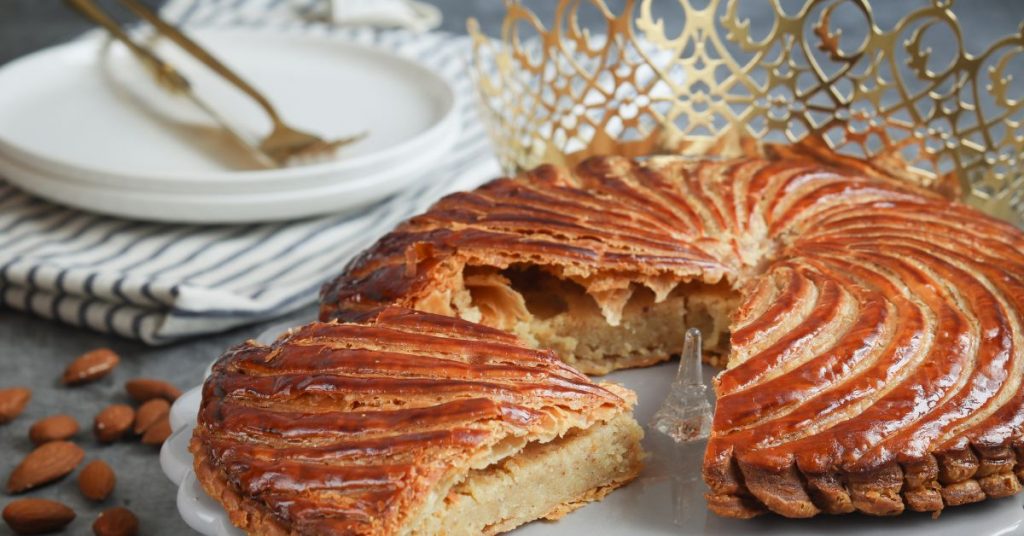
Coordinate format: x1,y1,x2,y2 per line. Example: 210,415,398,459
320,153,1024,518
191,307,643,535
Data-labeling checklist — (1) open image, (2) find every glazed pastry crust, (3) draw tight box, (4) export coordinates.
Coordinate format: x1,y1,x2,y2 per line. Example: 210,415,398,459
191,307,644,535
320,153,1024,518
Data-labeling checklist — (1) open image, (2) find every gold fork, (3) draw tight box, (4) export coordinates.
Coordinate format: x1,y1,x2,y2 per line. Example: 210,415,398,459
65,0,365,168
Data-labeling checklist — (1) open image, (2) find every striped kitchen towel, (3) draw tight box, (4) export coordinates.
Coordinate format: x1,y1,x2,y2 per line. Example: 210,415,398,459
0,0,500,344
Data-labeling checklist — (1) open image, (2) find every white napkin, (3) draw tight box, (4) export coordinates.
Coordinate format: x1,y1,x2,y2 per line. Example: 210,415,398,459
329,0,441,32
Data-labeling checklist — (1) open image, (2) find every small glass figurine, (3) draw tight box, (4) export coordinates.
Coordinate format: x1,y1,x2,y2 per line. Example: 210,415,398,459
650,327,712,442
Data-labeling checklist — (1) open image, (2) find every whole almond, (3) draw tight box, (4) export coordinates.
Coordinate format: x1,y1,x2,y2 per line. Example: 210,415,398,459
124,379,181,403
77,460,115,501
28,415,79,445
62,348,120,386
132,399,170,435
94,405,134,443
92,507,137,536
2,498,75,535
0,387,31,424
140,414,172,446
6,441,85,493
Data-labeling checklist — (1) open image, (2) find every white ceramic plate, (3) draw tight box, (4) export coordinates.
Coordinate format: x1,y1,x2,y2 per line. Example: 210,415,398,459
0,29,459,221
0,119,457,223
162,321,1024,535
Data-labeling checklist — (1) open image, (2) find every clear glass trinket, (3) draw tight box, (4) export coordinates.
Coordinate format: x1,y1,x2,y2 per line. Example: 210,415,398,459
650,327,712,442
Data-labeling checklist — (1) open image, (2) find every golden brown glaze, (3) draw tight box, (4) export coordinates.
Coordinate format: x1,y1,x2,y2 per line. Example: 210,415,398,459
319,157,745,324
191,307,633,535
320,153,1024,518
707,197,1024,518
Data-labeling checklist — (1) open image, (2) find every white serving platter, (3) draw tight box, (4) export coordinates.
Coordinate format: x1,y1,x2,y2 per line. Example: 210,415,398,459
0,29,458,222
162,321,1024,535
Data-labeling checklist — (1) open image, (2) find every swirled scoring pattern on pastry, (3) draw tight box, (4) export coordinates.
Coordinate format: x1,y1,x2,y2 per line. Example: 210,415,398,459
320,151,1024,518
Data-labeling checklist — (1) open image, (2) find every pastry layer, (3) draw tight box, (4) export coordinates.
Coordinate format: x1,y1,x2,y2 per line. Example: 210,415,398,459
193,412,644,536
191,307,644,535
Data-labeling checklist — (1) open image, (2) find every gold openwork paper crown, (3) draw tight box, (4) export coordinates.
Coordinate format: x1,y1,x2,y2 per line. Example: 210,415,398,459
468,0,1024,226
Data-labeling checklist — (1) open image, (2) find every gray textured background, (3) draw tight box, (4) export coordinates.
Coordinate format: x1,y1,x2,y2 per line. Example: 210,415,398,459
0,1,1022,534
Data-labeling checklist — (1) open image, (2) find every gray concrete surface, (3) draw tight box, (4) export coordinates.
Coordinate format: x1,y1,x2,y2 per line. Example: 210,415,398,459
0,0,1022,534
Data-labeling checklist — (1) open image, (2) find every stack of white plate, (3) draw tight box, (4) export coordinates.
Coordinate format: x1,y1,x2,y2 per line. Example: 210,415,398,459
0,29,459,224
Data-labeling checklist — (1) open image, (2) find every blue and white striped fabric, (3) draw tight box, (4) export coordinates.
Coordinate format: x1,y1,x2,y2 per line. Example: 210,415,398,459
0,0,499,344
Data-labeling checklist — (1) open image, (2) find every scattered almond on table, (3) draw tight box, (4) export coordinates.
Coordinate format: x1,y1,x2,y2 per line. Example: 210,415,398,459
6,441,85,494
2,498,75,535
62,348,120,386
124,378,182,403
78,460,116,502
93,404,134,444
2,348,180,535
92,507,138,536
0,387,31,424
133,398,170,435
140,414,172,446
28,415,79,445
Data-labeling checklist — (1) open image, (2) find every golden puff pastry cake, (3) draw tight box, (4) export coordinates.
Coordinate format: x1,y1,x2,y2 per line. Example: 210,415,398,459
320,152,1024,518
191,307,644,535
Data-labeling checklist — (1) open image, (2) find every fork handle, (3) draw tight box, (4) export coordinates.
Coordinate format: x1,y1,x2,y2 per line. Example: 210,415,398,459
116,0,284,125
64,0,191,93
